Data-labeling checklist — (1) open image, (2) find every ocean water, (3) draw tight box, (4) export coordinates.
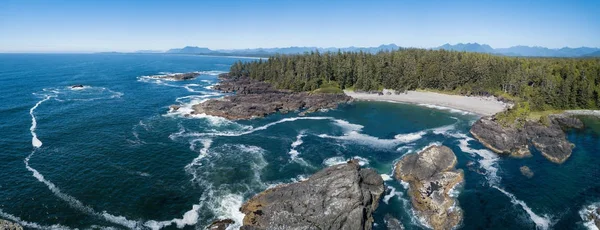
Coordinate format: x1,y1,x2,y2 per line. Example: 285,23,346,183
0,53,599,230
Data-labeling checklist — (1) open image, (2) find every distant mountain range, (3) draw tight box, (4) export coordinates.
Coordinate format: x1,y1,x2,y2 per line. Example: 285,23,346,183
139,43,600,58
435,43,600,57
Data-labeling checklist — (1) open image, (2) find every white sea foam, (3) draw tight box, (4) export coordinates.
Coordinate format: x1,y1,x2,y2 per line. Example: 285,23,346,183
323,156,369,166
30,95,52,148
288,131,306,161
493,186,552,230
417,103,471,115
383,186,403,204
185,139,213,181
394,131,426,143
380,174,392,181
332,119,364,132
579,202,600,230
0,208,72,230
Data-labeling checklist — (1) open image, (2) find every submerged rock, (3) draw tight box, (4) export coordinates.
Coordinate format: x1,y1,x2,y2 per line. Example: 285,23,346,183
0,219,23,230
207,219,235,230
239,160,384,230
394,145,463,230
169,104,181,112
470,114,583,164
71,84,84,89
519,166,534,178
384,214,404,230
193,75,352,120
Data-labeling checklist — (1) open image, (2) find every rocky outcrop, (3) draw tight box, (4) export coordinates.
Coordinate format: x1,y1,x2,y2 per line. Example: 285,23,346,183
239,160,384,230
384,215,404,230
519,166,534,178
0,219,23,230
152,72,200,81
207,219,235,230
469,116,530,158
192,75,352,120
394,145,463,230
470,114,583,164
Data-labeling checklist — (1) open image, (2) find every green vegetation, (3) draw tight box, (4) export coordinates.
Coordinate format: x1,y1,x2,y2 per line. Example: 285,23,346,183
230,49,600,123
312,81,343,94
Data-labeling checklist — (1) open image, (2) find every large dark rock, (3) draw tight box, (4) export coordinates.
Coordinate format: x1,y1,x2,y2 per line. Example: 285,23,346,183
470,114,583,164
394,145,463,230
192,76,352,120
239,160,384,230
0,219,23,230
469,116,530,157
207,219,235,230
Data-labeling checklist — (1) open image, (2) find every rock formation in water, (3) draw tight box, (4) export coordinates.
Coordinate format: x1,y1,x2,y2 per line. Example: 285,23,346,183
519,166,534,178
470,114,583,163
207,219,235,230
239,160,384,230
192,74,352,120
152,72,200,81
384,214,404,230
0,219,23,230
394,145,463,230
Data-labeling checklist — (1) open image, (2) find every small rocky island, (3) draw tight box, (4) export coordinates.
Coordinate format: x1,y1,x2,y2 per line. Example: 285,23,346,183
470,114,583,163
394,145,463,230
237,160,384,230
151,72,200,81
0,219,23,230
191,74,352,119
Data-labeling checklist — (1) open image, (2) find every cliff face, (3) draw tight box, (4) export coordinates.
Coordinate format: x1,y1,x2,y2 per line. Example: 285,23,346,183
394,145,463,230
239,160,384,230
470,114,583,163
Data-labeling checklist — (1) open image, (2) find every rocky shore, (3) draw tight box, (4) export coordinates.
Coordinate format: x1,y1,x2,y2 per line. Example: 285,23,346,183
0,219,22,230
191,75,352,119
151,72,200,81
470,114,583,163
237,160,384,230
394,145,463,230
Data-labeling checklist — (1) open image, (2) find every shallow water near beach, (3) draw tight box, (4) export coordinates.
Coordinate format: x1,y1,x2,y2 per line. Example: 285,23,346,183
1,53,599,229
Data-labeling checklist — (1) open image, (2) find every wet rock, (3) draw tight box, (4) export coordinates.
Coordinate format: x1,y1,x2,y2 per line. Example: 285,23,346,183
524,121,573,164
193,75,352,120
470,115,583,164
519,166,534,178
71,84,84,89
470,116,531,158
240,160,384,230
169,105,181,112
153,72,200,81
207,219,235,230
394,145,463,230
0,219,23,230
384,214,404,230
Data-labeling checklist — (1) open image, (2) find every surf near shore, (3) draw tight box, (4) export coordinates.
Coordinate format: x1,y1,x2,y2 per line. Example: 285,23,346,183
344,89,511,116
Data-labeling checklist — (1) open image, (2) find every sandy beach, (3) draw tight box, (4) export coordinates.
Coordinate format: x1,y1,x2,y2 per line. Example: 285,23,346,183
345,90,509,116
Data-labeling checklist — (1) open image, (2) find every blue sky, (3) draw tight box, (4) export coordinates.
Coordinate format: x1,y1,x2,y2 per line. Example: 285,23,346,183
0,0,598,52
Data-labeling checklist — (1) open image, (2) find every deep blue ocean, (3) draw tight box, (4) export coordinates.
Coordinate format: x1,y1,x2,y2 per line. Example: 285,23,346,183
1,54,599,230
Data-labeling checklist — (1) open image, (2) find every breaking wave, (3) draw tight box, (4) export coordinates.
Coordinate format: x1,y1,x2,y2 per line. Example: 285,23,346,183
579,202,600,230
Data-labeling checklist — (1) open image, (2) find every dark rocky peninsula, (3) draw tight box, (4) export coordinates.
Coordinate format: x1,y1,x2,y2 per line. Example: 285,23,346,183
191,74,352,120
238,160,384,230
394,145,463,230
470,114,583,163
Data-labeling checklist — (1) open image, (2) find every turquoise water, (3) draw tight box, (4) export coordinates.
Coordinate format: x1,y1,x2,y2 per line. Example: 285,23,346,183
0,54,598,230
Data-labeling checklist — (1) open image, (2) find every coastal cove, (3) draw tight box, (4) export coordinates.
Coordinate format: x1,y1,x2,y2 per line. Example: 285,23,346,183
1,54,600,229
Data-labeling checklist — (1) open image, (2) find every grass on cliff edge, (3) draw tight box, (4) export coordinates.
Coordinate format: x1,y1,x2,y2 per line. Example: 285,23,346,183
312,81,344,94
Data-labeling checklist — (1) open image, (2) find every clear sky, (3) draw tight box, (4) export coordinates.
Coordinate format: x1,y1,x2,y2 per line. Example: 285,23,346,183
0,0,598,52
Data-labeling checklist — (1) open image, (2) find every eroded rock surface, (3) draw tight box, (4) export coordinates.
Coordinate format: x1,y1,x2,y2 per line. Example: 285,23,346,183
240,160,384,230
0,219,23,230
519,166,534,178
394,145,463,230
192,75,352,120
470,114,583,163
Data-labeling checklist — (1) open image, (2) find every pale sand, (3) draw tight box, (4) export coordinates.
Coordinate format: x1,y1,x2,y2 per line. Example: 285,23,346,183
344,90,510,116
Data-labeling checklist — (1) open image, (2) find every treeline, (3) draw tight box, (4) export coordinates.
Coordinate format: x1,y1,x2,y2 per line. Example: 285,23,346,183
229,48,600,111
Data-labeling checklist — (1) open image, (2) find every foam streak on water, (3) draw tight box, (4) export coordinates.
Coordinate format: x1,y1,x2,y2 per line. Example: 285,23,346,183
30,95,52,148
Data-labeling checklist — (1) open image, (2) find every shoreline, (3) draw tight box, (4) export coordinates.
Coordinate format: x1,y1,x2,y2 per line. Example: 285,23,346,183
344,90,510,116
